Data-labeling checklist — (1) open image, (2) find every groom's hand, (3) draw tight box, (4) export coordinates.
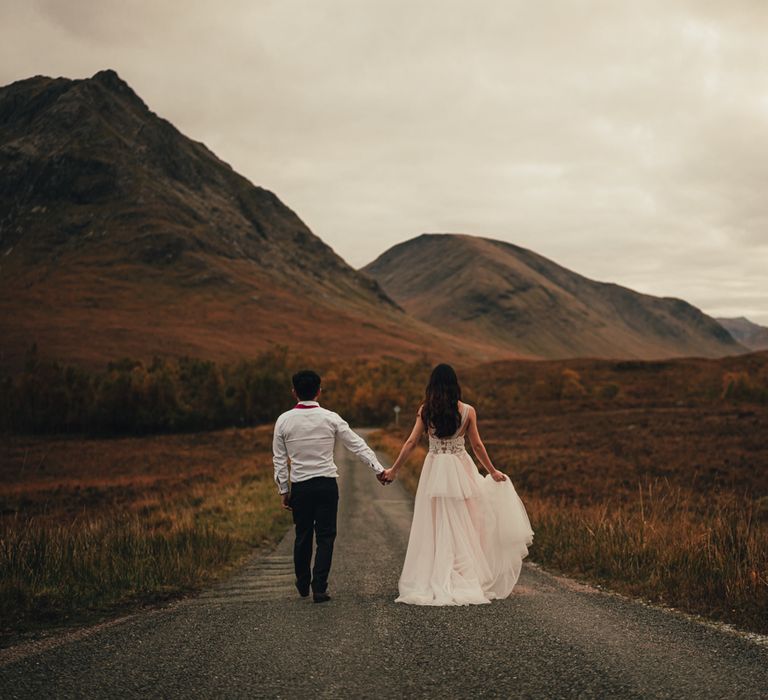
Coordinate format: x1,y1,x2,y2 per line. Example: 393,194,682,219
376,470,391,485
281,493,292,510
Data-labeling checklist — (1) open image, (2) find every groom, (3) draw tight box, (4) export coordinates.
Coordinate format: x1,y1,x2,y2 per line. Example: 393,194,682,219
272,370,390,603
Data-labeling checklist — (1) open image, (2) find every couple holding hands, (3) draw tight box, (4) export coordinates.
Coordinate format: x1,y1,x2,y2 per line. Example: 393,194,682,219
272,364,533,605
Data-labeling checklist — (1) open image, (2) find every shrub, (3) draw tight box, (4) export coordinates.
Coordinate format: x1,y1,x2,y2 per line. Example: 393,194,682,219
721,371,768,404
599,383,620,400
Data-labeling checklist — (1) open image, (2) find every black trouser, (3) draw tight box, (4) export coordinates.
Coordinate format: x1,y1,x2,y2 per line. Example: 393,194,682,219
289,476,339,594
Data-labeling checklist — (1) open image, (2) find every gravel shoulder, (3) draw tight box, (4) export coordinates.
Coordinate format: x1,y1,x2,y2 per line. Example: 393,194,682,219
2,433,767,699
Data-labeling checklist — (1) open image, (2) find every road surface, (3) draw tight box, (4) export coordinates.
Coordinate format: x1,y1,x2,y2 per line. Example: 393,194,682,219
2,433,767,698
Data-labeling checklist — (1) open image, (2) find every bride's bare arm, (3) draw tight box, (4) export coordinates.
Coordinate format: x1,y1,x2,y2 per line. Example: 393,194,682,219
466,407,507,481
385,409,425,479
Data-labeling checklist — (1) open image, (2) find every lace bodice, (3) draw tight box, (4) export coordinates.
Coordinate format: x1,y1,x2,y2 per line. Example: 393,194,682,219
427,403,471,455
428,434,466,454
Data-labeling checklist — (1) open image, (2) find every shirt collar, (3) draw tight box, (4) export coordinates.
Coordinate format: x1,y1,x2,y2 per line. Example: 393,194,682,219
295,400,320,407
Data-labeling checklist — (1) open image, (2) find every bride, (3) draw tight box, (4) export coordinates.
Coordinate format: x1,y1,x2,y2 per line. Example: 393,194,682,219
381,363,534,605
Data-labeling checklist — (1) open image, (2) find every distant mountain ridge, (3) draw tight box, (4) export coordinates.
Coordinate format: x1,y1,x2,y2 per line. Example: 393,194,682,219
0,70,500,372
363,234,745,360
716,317,768,351
0,70,749,372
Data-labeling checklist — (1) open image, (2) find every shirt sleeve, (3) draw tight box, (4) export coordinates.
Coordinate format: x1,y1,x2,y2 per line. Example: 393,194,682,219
334,416,385,473
272,417,290,494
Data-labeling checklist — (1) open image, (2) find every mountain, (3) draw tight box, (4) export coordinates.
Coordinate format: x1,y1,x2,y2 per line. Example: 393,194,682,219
362,234,745,360
0,70,501,373
716,317,768,351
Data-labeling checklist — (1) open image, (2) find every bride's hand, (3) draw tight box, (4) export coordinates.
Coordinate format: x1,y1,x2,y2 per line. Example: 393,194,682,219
489,469,507,482
378,468,396,484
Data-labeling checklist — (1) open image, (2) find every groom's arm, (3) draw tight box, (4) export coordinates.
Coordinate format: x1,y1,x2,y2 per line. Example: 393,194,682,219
334,416,386,474
272,418,290,496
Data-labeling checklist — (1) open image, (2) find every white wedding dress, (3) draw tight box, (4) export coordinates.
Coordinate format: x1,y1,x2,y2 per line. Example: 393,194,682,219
395,403,534,605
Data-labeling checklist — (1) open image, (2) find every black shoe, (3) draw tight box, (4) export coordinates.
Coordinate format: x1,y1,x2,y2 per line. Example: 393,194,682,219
313,592,331,604
296,582,310,598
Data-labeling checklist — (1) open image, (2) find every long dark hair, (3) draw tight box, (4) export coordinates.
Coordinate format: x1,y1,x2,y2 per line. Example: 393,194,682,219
421,363,462,438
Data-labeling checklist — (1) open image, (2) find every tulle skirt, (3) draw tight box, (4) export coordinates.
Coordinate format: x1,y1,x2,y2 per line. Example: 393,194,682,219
395,449,534,606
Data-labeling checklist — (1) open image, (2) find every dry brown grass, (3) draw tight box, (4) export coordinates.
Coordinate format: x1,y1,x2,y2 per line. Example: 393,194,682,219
370,403,768,634
0,258,510,377
0,425,290,645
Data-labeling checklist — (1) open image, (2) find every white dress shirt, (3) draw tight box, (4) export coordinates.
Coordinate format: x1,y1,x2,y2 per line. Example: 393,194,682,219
272,400,385,494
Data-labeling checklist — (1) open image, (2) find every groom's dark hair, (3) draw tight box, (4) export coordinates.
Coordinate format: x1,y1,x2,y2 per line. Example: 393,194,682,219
292,370,321,401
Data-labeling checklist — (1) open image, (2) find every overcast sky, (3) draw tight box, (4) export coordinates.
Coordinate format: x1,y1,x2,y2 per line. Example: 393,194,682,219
2,1,767,323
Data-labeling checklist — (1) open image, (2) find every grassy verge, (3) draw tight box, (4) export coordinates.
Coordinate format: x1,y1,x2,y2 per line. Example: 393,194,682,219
0,426,291,645
369,410,768,635
526,488,767,632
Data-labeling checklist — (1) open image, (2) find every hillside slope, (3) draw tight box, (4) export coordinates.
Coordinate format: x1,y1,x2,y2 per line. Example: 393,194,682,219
363,234,744,360
0,71,501,372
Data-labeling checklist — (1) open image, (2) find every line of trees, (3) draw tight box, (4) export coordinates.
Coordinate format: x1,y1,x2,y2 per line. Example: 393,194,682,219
2,344,766,437
0,344,430,436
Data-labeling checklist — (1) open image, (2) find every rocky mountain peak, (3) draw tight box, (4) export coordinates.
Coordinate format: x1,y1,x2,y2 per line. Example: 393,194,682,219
0,69,427,372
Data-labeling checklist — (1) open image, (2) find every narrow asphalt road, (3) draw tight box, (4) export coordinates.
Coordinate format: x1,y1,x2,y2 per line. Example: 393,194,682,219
2,433,767,699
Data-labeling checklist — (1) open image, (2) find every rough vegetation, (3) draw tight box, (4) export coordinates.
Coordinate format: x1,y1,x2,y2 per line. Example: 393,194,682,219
0,425,289,645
